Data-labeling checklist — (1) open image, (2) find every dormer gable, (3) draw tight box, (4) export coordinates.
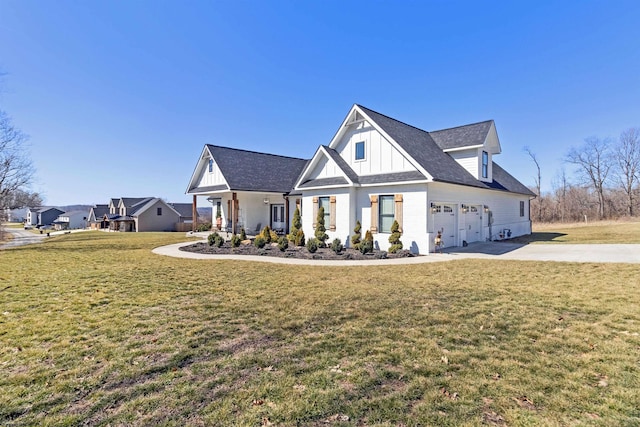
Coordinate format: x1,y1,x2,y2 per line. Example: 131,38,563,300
430,120,500,183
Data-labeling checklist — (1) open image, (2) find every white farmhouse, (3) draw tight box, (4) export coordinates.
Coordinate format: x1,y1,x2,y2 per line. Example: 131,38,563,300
186,104,535,254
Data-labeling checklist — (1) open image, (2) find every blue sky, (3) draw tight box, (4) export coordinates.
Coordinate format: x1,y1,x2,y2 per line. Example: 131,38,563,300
1,1,639,206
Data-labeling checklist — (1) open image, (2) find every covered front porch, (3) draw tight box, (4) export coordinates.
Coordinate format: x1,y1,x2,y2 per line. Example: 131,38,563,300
191,191,294,235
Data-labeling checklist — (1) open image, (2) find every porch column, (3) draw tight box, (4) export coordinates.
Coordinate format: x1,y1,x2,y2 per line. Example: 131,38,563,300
232,192,238,234
285,196,290,235
192,195,197,232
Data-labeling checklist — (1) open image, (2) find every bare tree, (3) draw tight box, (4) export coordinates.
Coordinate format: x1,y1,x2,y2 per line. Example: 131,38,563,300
0,110,37,212
565,137,612,220
524,146,542,221
614,128,640,216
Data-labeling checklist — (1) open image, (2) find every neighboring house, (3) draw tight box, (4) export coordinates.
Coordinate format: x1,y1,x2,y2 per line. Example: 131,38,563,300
186,104,535,254
26,207,65,228
168,203,196,223
102,197,189,232
87,204,110,230
53,210,88,230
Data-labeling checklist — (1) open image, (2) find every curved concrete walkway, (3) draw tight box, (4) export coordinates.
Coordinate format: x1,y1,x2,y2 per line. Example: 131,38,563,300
152,240,640,265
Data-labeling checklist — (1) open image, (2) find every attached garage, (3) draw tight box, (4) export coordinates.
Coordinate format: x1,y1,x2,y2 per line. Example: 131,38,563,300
432,204,457,248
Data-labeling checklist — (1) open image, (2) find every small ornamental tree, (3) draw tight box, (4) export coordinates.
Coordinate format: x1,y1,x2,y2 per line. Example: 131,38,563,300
360,230,374,254
254,236,266,248
388,220,403,253
295,229,305,247
351,220,362,250
277,236,288,252
240,227,247,240
306,237,318,253
315,206,328,247
261,225,272,244
330,238,343,254
288,207,301,242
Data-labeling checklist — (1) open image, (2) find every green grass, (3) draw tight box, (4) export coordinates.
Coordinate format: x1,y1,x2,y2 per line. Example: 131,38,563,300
512,220,640,244
1,232,639,426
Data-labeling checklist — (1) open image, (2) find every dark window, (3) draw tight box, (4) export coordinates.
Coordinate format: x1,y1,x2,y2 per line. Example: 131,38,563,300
482,151,488,178
157,207,162,216
379,195,394,233
208,159,213,173
319,197,330,226
355,141,365,160
520,201,525,217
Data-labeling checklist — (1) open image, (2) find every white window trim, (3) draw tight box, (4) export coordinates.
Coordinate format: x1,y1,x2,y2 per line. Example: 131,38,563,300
354,141,366,162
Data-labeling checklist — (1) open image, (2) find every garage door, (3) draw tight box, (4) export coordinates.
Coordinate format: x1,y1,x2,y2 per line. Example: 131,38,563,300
466,206,482,243
433,204,456,248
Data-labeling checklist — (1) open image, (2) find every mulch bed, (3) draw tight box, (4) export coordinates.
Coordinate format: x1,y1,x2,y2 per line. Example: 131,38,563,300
179,241,419,260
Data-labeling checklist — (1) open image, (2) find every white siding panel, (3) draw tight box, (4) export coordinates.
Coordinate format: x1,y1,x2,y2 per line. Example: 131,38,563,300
197,158,227,188
450,149,479,178
334,123,418,176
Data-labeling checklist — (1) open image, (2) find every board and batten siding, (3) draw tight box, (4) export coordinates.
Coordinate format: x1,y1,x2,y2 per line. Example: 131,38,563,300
333,123,418,176
196,157,227,189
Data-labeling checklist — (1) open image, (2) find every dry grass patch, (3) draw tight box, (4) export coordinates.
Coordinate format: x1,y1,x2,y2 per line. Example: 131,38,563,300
0,232,639,425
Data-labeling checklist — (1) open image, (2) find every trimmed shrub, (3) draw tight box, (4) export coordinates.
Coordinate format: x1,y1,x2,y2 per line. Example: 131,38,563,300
270,229,279,242
230,234,241,248
315,206,328,247
306,237,318,253
351,220,362,250
330,238,343,254
295,229,305,247
360,230,374,254
240,227,247,240
207,232,224,247
288,207,301,242
388,220,403,253
197,222,212,232
277,236,288,252
260,226,272,244
254,236,266,248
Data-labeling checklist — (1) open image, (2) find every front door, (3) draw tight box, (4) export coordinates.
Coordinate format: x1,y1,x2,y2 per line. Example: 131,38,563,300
271,204,285,233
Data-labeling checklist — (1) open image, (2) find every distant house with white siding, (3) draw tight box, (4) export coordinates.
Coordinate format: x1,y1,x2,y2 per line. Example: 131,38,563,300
186,104,535,254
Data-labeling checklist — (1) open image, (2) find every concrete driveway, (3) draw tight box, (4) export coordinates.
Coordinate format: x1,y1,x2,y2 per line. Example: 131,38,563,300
0,227,47,249
442,241,640,263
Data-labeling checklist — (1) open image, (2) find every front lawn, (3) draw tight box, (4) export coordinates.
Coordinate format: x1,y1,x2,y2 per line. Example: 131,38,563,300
1,232,639,425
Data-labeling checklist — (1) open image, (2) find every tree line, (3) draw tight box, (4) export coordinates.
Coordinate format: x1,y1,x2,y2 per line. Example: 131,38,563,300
527,128,640,223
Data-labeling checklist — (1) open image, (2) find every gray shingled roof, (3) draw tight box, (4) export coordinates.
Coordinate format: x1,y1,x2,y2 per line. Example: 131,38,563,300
206,145,308,193
168,203,194,219
359,171,427,185
356,105,534,196
298,177,350,188
321,145,359,183
356,105,486,189
429,120,494,150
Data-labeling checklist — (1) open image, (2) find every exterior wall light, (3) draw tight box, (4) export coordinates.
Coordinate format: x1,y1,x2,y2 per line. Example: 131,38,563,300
484,205,490,213
430,202,437,213
461,204,468,213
